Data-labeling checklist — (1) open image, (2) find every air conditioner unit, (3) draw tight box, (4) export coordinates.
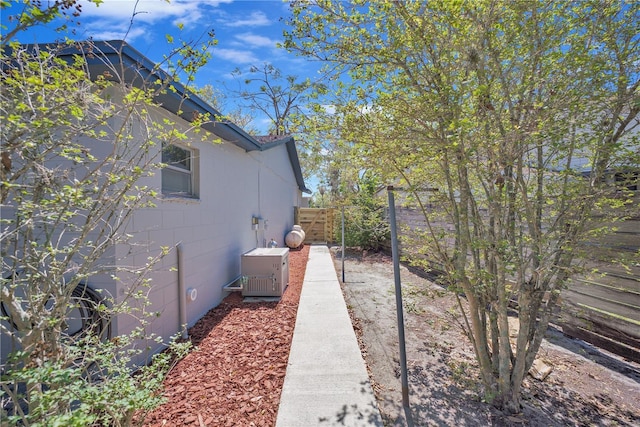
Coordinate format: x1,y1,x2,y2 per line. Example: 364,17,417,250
241,248,289,297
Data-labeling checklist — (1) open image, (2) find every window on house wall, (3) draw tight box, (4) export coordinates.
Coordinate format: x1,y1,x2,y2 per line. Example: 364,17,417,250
162,143,198,197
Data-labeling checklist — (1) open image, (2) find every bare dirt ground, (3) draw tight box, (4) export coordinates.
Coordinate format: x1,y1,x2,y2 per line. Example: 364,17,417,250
332,248,640,427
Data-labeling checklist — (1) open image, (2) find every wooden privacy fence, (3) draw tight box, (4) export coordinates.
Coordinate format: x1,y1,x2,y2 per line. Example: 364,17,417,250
392,204,640,363
294,207,336,244
558,207,640,363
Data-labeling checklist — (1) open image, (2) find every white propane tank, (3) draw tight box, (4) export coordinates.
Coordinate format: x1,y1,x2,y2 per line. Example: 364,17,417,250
285,230,304,249
292,225,306,240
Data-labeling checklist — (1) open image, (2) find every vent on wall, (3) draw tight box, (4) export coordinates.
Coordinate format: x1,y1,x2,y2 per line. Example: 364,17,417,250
241,248,289,297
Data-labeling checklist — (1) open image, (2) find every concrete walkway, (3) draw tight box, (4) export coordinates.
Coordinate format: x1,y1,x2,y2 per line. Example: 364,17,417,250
276,245,383,427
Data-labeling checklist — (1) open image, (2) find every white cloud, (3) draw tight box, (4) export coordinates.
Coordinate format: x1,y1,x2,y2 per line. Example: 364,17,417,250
321,104,337,115
84,26,147,42
74,0,229,42
222,11,270,28
233,32,276,48
79,0,229,23
212,47,259,64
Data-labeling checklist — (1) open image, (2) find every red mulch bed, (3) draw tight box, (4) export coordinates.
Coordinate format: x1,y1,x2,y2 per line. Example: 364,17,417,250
143,245,309,427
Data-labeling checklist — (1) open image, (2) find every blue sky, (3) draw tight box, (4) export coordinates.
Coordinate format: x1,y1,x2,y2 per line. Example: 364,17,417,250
2,0,324,134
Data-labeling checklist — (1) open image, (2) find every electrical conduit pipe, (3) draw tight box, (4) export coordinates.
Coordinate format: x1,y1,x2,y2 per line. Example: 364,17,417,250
177,243,188,340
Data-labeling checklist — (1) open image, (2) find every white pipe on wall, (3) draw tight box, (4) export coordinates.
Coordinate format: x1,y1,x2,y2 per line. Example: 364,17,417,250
177,243,188,340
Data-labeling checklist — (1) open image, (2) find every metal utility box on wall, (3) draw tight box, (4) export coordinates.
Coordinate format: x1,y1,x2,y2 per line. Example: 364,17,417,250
241,248,290,297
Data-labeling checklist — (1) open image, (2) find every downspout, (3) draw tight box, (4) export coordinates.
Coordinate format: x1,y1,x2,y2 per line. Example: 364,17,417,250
177,243,188,339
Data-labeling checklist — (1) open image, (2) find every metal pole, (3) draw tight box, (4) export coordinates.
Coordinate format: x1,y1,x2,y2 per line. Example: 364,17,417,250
341,206,345,283
387,186,410,410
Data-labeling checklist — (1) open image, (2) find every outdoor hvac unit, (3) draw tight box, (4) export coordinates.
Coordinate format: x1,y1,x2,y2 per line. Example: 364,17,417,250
241,248,290,297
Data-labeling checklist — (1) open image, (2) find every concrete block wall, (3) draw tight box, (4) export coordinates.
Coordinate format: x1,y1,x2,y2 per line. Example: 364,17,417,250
109,109,301,363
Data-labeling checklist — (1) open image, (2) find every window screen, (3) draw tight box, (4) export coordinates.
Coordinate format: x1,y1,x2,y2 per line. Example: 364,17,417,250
162,144,194,196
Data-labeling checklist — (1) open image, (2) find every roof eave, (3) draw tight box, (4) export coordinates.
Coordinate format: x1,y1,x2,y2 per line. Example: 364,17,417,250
284,138,312,194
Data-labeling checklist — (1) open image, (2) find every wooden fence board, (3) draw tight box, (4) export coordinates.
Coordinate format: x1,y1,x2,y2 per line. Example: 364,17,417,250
568,279,640,313
560,324,640,363
294,207,336,244
391,204,640,362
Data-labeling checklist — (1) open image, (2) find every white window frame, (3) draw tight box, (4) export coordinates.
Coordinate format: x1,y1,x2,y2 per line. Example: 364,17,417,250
161,143,198,198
